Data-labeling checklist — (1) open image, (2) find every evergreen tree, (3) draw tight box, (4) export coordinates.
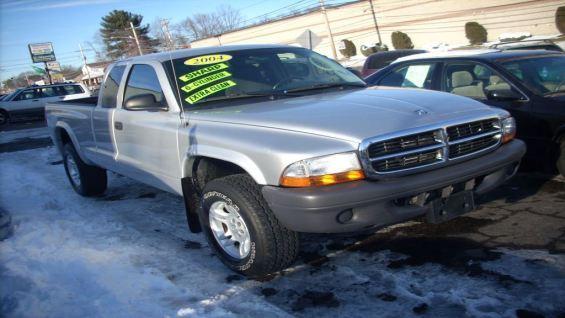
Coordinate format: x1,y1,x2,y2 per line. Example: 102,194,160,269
100,10,159,59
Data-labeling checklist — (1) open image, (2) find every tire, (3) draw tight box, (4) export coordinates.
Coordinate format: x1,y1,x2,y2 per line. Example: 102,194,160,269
557,139,565,177
63,143,107,196
0,110,9,126
199,174,299,277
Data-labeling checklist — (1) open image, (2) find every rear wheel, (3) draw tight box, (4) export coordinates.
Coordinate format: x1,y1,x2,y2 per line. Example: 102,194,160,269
199,174,299,277
0,110,9,126
557,139,565,177
63,143,107,196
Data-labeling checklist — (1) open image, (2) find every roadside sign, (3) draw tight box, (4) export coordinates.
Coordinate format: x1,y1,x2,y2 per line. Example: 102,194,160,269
31,65,46,75
296,29,321,49
46,61,62,73
28,42,56,63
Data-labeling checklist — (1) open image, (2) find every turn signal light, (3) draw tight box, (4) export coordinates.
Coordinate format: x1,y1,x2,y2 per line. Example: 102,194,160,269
281,170,365,187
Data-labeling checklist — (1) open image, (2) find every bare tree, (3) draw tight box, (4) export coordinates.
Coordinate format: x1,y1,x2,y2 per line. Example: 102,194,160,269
180,5,243,41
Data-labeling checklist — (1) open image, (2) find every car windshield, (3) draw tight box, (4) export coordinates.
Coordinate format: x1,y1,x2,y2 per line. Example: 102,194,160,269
166,47,365,107
500,55,565,95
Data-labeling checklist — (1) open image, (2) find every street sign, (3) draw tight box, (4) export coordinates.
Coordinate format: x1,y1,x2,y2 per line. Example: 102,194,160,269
46,61,62,73
296,29,321,50
28,42,56,63
31,65,46,75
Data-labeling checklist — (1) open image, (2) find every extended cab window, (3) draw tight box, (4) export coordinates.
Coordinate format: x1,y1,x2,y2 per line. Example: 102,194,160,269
101,65,125,108
379,63,436,89
63,85,84,95
123,64,166,109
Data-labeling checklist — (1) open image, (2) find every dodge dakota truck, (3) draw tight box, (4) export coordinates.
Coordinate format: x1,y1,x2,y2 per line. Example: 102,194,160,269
46,44,526,277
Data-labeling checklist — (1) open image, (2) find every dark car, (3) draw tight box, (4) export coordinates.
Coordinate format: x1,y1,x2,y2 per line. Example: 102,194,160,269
361,49,426,77
365,50,565,175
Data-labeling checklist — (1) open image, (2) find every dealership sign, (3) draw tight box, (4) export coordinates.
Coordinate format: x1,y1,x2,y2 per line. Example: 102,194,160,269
46,61,62,73
28,42,56,63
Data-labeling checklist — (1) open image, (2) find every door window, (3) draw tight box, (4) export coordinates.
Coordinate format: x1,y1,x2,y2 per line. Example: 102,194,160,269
123,64,166,109
14,89,40,101
100,65,126,108
444,62,513,100
378,63,436,89
62,85,84,95
40,87,57,97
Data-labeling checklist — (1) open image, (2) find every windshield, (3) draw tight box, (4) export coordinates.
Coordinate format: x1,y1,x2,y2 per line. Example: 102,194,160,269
166,47,365,107
500,55,565,95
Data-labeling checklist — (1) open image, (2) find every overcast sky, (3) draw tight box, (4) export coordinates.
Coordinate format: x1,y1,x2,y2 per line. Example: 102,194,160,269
0,0,326,80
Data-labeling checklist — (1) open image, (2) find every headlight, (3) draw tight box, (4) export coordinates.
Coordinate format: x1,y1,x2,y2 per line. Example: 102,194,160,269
501,117,516,144
280,152,365,187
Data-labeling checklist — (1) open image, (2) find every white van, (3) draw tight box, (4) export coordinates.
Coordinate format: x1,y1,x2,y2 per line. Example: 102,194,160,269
0,83,91,125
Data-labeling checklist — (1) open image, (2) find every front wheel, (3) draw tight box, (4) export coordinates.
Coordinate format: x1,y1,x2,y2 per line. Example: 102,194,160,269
199,174,299,277
557,139,565,177
63,143,107,196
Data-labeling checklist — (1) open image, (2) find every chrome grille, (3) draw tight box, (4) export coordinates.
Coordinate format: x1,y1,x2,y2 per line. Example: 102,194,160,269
372,148,443,172
447,118,499,141
368,130,440,158
361,118,502,177
449,134,500,158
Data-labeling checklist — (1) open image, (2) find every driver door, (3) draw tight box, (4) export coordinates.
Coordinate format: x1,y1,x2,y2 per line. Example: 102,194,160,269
112,63,182,193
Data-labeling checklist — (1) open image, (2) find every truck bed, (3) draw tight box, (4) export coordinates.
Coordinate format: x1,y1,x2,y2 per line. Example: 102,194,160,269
59,96,98,106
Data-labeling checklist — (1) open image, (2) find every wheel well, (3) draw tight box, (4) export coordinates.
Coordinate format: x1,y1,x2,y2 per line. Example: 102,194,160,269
56,127,72,146
193,157,246,193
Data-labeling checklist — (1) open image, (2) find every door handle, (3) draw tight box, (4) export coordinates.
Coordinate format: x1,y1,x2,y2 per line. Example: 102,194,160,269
32,99,39,102
114,121,123,130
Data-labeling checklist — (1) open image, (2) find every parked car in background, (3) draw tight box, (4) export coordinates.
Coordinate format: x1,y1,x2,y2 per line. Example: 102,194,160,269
0,83,91,125
365,49,565,175
46,44,524,277
361,49,426,77
489,39,563,52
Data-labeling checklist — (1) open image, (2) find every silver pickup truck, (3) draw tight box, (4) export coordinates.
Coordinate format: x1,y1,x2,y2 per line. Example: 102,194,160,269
46,44,526,277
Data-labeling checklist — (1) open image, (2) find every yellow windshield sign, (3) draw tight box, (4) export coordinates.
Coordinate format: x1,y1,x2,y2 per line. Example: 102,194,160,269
185,80,237,104
185,54,232,66
179,63,228,82
181,71,231,93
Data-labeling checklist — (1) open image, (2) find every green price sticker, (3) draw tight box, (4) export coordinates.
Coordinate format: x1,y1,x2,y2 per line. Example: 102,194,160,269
179,63,228,82
181,71,231,93
185,80,237,104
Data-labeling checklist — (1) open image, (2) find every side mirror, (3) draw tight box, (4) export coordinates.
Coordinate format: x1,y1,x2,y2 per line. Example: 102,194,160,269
346,67,363,79
124,94,167,111
486,89,523,101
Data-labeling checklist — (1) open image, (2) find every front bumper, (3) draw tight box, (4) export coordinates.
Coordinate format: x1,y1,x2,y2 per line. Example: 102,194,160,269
262,140,526,233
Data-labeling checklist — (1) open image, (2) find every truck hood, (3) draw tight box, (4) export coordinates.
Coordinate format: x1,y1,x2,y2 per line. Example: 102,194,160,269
188,86,502,142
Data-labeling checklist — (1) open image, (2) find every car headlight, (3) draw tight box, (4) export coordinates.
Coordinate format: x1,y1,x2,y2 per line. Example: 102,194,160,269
280,152,365,187
501,117,516,144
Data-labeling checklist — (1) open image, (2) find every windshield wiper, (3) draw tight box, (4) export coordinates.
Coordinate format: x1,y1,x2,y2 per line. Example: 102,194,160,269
191,91,301,106
283,82,366,94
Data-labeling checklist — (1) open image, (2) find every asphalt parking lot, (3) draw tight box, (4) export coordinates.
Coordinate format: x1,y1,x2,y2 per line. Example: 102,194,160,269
1,121,564,317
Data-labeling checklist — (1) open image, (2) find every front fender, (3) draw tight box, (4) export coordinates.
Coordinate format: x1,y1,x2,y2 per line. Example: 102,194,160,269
181,145,267,185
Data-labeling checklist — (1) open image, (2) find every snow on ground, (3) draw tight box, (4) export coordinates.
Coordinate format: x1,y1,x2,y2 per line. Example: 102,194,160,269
1,135,564,317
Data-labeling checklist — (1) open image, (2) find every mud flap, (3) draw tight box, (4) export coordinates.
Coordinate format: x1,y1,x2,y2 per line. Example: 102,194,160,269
181,177,202,233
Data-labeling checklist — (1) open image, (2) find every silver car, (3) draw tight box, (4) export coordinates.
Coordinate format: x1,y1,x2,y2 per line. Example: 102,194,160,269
0,83,91,125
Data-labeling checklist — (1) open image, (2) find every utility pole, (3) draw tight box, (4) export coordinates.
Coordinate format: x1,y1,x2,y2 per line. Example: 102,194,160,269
79,43,91,87
44,62,53,84
367,0,383,44
160,19,174,51
130,21,143,56
318,0,338,60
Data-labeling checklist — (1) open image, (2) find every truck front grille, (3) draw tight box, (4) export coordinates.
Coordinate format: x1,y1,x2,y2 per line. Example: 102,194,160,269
368,130,441,158
362,118,502,177
447,118,500,141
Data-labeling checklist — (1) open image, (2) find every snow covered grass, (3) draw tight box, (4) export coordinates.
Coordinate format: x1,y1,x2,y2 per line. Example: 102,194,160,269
1,143,564,317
